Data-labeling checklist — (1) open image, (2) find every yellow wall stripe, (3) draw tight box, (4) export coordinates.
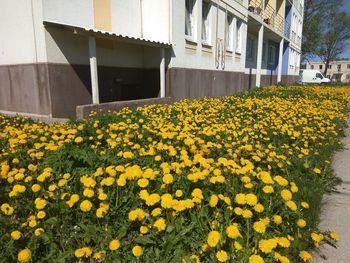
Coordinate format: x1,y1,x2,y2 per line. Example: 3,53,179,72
93,0,112,31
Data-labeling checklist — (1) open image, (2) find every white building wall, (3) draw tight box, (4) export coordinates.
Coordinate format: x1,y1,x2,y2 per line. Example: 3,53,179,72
0,0,47,65
43,0,170,44
170,0,248,72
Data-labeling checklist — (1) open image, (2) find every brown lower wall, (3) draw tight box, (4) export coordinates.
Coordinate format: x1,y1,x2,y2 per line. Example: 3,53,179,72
166,68,254,100
0,64,51,116
281,75,299,84
0,63,301,119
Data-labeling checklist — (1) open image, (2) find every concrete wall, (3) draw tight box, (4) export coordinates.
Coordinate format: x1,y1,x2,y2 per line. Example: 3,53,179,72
170,0,248,72
43,0,170,43
43,0,94,28
0,0,47,65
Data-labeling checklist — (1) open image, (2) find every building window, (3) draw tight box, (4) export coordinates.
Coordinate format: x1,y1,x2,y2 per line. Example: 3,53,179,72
201,0,211,44
338,64,341,71
311,65,314,69
185,0,196,39
268,45,276,65
235,20,242,53
246,36,255,60
327,64,331,69
226,13,234,51
319,65,323,70
347,64,350,69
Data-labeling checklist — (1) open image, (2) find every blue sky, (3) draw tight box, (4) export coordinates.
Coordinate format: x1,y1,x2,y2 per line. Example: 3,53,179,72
341,0,350,58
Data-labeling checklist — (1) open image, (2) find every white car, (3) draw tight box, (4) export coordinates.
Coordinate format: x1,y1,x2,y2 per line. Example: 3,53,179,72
300,69,331,84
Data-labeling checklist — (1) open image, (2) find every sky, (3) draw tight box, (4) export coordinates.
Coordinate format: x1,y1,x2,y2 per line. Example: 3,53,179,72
341,0,350,58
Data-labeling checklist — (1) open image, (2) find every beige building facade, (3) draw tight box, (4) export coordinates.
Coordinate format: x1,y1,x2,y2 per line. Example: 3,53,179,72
306,61,350,82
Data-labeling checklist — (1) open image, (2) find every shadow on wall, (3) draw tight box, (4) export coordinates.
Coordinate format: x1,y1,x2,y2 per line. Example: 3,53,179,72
45,26,167,118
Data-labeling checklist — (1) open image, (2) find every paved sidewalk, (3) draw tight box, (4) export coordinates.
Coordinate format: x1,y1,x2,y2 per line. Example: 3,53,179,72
313,117,350,263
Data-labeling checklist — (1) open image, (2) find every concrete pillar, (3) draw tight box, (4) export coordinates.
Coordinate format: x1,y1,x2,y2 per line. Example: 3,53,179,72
89,36,99,104
160,47,165,98
277,38,284,82
256,25,264,88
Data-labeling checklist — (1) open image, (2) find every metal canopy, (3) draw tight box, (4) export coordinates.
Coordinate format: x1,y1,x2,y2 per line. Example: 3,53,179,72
44,20,172,48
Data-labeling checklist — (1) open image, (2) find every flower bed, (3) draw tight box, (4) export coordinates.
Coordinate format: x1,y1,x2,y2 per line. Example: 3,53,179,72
0,86,349,262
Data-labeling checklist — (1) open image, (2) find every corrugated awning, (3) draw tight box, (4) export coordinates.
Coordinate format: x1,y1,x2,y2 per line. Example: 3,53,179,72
44,20,172,48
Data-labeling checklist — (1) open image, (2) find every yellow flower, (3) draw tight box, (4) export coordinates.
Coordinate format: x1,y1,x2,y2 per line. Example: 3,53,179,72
92,251,105,260
301,202,310,209
80,200,93,212
162,174,174,184
132,245,143,257
259,239,278,253
286,200,297,211
140,226,149,234
109,239,120,250
175,190,183,197
74,137,83,143
153,218,166,232
11,230,21,240
262,185,274,194
209,194,219,207
146,193,161,206
330,231,339,241
313,168,321,174
74,247,92,258
249,254,264,263
207,231,220,247
34,228,44,236
235,193,246,205
137,178,149,188
280,189,292,201
246,193,258,206
83,188,94,198
34,198,47,210
234,241,243,250
242,209,253,218
18,248,31,262
226,223,242,239
259,171,274,184
216,250,229,262
1,203,14,215
277,237,290,248
299,251,312,262
151,207,162,217
253,221,266,234
297,219,306,228
254,204,264,213
273,215,282,224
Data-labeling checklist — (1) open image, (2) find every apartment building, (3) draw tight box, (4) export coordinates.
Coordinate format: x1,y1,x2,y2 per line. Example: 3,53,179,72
0,0,303,119
306,60,350,82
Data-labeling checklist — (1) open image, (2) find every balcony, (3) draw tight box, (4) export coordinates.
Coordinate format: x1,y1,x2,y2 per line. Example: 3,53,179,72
248,0,288,38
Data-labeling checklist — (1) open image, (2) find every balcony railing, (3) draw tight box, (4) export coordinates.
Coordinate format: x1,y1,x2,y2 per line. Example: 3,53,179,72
248,0,290,39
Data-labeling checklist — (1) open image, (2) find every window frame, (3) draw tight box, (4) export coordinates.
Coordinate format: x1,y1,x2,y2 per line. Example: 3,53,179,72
201,0,212,45
185,0,197,41
235,19,242,54
225,13,234,51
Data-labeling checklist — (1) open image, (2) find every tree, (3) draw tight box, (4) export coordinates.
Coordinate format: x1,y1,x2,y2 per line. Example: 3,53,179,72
315,12,350,75
301,0,343,63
